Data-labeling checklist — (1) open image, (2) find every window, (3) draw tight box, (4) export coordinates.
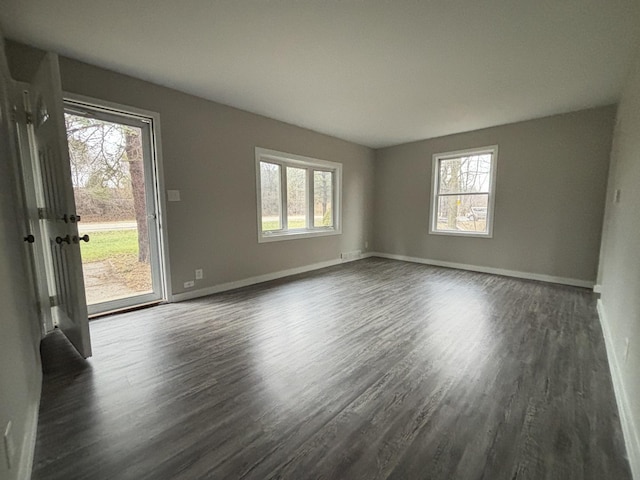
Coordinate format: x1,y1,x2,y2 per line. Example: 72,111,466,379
429,145,498,237
256,147,341,242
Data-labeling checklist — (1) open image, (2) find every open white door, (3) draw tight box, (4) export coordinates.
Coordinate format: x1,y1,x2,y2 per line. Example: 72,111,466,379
0,30,50,344
24,53,92,358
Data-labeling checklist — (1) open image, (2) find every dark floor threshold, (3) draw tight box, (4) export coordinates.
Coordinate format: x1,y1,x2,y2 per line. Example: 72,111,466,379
88,300,165,320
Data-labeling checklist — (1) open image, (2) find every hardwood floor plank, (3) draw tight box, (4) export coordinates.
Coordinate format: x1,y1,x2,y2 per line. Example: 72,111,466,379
32,258,630,480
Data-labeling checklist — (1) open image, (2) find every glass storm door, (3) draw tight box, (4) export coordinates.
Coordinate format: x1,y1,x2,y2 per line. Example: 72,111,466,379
63,101,164,316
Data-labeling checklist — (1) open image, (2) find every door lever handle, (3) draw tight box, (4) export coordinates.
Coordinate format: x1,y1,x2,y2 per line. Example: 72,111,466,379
24,234,35,243
55,235,71,245
62,214,81,223
73,234,90,243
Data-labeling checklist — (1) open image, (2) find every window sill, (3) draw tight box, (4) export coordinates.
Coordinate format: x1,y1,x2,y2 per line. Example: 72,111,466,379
428,229,493,238
258,228,341,243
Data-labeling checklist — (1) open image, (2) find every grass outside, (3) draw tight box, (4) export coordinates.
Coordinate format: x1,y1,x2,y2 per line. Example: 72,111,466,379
80,229,139,262
262,216,329,231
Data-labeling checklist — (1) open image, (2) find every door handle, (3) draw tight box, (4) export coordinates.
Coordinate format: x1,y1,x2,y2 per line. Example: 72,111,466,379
24,234,35,243
55,235,71,245
62,214,81,223
73,234,90,243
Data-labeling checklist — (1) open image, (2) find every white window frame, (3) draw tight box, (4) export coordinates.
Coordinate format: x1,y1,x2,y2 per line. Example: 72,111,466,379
255,147,342,243
429,145,498,238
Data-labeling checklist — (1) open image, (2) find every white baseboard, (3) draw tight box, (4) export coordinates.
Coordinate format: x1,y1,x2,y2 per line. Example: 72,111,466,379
593,284,603,294
172,251,593,303
370,252,594,288
170,253,374,302
597,299,640,479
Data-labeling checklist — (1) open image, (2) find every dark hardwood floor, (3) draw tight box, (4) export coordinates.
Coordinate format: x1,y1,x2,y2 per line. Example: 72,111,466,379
32,258,630,480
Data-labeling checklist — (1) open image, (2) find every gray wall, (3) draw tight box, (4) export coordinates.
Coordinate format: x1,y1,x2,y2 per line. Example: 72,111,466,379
598,42,640,476
7,41,375,297
0,40,42,480
374,107,616,283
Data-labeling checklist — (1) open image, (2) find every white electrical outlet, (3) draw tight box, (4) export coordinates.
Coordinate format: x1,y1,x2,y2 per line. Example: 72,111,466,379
615,189,622,203
195,269,203,280
184,280,195,288
364,241,369,250
4,421,15,470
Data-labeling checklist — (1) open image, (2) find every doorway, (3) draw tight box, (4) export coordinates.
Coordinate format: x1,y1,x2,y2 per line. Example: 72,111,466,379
63,99,165,316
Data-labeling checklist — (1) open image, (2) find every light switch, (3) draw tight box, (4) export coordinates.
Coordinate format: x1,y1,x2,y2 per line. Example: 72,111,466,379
167,190,181,202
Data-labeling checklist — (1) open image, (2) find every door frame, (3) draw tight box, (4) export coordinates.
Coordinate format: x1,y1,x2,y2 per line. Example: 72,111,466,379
12,82,55,336
63,92,173,312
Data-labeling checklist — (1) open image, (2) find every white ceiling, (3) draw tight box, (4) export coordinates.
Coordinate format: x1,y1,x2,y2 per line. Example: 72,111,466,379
1,1,639,148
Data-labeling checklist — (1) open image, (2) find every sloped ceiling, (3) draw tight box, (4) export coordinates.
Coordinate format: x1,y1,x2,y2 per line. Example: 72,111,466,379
1,0,638,148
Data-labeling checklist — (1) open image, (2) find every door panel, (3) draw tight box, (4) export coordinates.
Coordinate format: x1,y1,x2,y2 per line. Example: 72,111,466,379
28,53,91,358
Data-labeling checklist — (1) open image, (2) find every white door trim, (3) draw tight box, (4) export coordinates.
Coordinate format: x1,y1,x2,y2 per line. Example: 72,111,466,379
62,92,173,306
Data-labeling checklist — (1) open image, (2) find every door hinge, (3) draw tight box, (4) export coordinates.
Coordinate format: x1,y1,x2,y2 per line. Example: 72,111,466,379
49,295,59,307
25,111,34,125
38,208,46,219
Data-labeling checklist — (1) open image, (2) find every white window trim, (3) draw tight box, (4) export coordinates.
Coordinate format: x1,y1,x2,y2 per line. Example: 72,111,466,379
255,147,342,243
429,145,498,238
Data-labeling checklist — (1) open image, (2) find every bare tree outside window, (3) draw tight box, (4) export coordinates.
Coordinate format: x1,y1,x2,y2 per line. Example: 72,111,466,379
286,166,307,229
260,161,281,230
65,112,157,307
65,114,149,262
314,170,333,227
431,147,497,236
256,148,341,242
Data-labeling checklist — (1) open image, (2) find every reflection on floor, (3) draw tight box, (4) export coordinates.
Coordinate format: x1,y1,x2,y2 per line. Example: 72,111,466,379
32,258,631,480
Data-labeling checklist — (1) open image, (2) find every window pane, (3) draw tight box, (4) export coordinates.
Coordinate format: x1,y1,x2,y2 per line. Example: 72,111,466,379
287,166,306,229
435,194,489,233
313,170,333,227
438,154,492,194
260,162,281,231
